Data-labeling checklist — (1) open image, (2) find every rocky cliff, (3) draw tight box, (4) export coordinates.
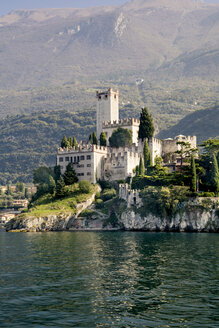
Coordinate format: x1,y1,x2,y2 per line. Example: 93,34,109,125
5,197,219,233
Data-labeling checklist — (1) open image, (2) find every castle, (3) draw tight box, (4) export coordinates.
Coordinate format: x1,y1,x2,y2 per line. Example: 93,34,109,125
57,88,196,183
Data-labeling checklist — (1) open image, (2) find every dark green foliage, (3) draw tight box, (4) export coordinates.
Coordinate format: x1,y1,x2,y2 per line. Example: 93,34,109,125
63,164,78,185
16,181,24,193
101,189,117,201
138,107,154,141
79,180,92,194
25,187,30,199
68,137,73,148
143,140,151,169
89,134,93,143
54,165,61,183
109,127,132,148
135,165,139,176
72,137,78,149
140,186,189,218
48,176,56,195
98,180,114,190
33,166,54,185
55,177,65,199
210,153,219,195
92,131,98,145
61,135,69,148
100,132,107,146
190,155,197,192
139,156,144,176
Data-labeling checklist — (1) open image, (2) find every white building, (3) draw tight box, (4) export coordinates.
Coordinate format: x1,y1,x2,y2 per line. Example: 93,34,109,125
57,88,197,183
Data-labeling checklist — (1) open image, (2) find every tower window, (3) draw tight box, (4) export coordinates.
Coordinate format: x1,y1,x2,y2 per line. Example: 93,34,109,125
105,95,108,99
114,94,117,99
99,96,101,100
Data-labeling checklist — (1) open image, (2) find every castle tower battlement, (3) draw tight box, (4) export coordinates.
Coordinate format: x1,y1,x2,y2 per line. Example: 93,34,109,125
96,88,119,139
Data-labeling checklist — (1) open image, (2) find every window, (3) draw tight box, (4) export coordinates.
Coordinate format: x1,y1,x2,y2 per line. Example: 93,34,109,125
87,172,91,176
114,94,116,99
59,157,63,162
78,173,85,177
65,157,69,162
87,155,91,160
80,156,85,160
77,164,84,168
87,164,91,167
105,94,108,99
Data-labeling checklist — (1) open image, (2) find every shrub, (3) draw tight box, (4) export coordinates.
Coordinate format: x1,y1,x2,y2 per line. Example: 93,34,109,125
95,198,104,209
101,188,116,201
79,180,92,194
198,192,215,197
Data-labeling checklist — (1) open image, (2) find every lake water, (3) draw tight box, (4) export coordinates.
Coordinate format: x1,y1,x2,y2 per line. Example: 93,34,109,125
0,231,218,328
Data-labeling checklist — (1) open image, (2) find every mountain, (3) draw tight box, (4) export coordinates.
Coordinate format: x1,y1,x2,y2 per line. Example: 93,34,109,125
158,103,219,142
0,0,218,89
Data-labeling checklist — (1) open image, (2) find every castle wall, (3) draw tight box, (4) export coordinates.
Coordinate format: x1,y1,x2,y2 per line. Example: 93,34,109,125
57,145,108,184
148,137,163,165
162,135,197,155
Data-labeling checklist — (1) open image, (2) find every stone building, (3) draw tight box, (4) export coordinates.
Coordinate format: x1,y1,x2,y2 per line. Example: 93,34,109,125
57,88,197,183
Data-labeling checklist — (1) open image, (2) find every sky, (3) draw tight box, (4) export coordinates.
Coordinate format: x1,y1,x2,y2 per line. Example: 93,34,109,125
0,0,128,17
0,0,218,17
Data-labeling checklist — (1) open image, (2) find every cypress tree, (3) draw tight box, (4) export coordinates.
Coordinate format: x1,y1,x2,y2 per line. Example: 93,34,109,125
63,163,78,185
89,134,93,143
100,132,107,146
139,156,144,176
72,137,78,149
210,153,219,195
61,135,69,148
135,165,139,176
190,155,197,192
138,107,154,141
143,140,152,169
56,177,65,198
92,131,98,145
68,137,73,148
54,165,61,183
48,176,56,195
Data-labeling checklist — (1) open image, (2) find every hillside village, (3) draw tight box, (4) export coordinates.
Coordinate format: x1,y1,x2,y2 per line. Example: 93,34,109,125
57,88,196,183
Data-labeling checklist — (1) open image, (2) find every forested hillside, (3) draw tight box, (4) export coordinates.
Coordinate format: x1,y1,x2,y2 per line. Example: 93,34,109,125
158,104,219,142
0,111,95,184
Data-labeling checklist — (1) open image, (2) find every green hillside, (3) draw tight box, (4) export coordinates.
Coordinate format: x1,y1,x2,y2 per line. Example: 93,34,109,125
158,104,219,142
0,110,95,184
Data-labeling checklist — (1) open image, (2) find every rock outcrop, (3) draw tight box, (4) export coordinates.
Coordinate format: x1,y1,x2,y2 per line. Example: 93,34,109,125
120,198,219,232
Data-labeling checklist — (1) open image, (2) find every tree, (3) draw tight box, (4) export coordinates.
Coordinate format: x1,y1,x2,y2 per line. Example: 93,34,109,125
92,131,98,145
176,141,198,170
139,156,144,176
25,187,29,199
79,180,92,194
54,165,61,183
72,137,78,149
100,132,107,146
63,163,78,185
210,153,219,195
143,140,151,169
16,181,24,193
138,107,154,141
48,176,56,195
135,165,139,176
190,155,197,192
61,135,69,148
68,137,73,148
33,166,54,185
55,177,65,198
89,134,93,144
109,128,132,148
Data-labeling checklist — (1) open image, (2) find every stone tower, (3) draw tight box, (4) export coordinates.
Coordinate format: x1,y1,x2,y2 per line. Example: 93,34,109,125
96,88,119,139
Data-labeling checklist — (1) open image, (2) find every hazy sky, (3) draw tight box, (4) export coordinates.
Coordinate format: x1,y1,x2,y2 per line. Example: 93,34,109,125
0,0,218,17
